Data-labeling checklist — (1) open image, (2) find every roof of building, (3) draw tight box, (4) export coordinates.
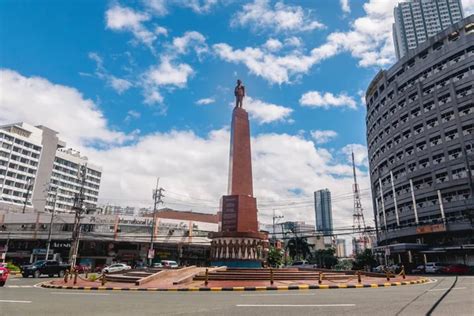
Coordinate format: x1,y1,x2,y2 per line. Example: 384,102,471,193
146,208,219,224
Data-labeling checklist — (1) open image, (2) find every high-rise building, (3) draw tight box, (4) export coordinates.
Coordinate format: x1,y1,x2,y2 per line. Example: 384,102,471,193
314,189,333,235
393,0,464,60
0,122,102,213
365,17,474,265
336,239,347,258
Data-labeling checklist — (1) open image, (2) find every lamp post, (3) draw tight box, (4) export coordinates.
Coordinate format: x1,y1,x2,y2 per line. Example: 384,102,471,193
45,186,58,261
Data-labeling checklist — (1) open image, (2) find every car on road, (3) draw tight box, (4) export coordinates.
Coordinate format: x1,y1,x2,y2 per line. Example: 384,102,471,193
0,265,9,286
424,262,447,274
411,265,425,274
161,260,178,269
442,264,470,274
102,263,131,273
74,264,91,273
373,264,399,273
21,260,70,278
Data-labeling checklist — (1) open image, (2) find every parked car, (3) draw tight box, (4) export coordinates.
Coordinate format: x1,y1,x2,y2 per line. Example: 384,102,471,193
161,260,178,269
425,262,447,274
373,264,399,273
152,262,163,268
0,265,9,286
442,264,470,274
102,263,131,274
290,260,315,269
21,260,70,278
411,265,425,274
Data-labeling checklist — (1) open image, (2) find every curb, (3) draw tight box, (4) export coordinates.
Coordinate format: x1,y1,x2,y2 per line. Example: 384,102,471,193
41,278,429,291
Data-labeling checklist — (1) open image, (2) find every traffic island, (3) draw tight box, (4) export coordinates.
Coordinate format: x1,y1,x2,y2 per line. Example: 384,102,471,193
41,269,429,292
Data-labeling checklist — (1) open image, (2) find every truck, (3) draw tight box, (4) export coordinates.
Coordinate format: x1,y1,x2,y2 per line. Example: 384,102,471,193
21,260,70,278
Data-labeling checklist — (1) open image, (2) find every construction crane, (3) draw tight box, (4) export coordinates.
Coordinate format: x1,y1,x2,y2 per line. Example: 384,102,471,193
351,151,368,255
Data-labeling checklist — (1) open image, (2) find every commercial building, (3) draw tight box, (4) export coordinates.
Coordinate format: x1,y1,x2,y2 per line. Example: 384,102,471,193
393,0,464,60
0,122,101,213
314,189,333,235
336,239,347,258
366,17,474,266
0,208,218,267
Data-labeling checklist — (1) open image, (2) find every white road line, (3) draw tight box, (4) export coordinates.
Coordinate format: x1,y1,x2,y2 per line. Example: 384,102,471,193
241,293,316,297
0,300,32,304
51,292,110,296
428,287,466,292
236,304,356,307
7,285,19,288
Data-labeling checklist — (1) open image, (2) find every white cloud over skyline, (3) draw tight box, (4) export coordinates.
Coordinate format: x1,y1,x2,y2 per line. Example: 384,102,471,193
300,91,357,109
311,130,338,144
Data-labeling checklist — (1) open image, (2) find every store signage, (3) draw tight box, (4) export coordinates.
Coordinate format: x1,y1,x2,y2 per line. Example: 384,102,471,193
416,224,446,234
52,242,71,249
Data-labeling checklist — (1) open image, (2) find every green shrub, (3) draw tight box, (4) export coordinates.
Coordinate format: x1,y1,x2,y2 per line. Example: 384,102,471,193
6,262,20,272
88,273,98,282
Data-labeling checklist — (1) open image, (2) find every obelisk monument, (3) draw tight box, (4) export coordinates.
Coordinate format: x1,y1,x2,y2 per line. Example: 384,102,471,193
210,80,268,268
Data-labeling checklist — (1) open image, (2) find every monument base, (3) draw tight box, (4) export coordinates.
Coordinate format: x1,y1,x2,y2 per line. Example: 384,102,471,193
211,259,263,268
209,232,269,268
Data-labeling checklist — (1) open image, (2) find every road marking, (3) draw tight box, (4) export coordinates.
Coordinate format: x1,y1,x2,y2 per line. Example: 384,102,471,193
236,304,355,307
241,293,316,297
51,292,110,296
428,287,466,292
0,300,32,304
7,285,19,288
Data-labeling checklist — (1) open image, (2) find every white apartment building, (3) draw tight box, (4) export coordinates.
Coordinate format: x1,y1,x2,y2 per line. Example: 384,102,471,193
393,0,464,59
0,122,101,213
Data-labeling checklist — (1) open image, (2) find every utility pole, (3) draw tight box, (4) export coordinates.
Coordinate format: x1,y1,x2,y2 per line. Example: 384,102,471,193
272,210,283,246
45,185,58,261
22,178,33,213
149,178,164,266
69,164,87,270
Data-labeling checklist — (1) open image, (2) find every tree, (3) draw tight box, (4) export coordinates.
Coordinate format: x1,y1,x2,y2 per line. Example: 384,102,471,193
311,248,338,268
286,237,312,261
334,259,353,271
353,249,377,270
267,247,284,267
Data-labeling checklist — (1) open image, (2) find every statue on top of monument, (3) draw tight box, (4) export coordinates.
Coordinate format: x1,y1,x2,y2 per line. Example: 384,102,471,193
234,79,245,108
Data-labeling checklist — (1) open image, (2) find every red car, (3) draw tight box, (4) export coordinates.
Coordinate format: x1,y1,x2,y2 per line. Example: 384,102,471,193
442,264,470,274
0,265,9,286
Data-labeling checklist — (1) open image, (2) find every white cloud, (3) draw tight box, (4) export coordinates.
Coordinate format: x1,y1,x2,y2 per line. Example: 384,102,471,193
232,0,325,33
142,57,194,105
125,110,141,122
0,69,128,147
299,91,357,109
109,76,133,94
241,96,293,124
105,5,156,48
196,98,215,105
263,38,283,51
88,52,132,94
144,0,220,15
171,31,207,55
213,43,325,84
340,0,350,13
144,0,168,16
463,0,474,15
341,144,369,167
311,130,338,144
154,26,168,36
284,36,302,47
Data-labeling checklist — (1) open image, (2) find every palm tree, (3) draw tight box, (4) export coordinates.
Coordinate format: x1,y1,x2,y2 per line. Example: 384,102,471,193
286,237,312,261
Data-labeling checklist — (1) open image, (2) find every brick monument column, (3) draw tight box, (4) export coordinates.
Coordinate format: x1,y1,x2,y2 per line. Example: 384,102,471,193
210,80,268,268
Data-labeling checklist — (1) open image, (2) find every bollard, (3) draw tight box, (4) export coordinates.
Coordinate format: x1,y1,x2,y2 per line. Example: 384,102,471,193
64,271,69,283
270,268,274,285
386,270,390,281
318,272,323,284
73,271,78,285
204,268,209,287
357,271,361,284
401,265,406,279
101,274,106,286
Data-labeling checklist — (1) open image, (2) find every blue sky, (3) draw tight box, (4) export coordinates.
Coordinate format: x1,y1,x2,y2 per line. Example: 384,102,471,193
1,0,473,234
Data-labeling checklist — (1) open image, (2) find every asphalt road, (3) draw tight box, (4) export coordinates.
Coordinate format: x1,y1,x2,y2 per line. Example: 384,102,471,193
0,275,473,316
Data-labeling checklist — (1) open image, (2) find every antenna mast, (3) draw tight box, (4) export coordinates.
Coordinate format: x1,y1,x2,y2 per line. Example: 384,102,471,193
352,151,367,255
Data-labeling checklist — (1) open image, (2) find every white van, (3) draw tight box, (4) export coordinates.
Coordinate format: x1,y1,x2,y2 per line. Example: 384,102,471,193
161,260,178,269
425,262,445,273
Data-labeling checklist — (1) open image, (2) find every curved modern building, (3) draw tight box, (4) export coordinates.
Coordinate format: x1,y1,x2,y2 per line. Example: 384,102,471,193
365,16,473,264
